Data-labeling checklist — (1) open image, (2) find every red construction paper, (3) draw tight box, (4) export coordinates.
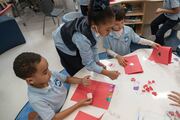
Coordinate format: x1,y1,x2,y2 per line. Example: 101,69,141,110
143,84,148,89
149,46,172,65
152,92,157,96
169,111,175,116
71,80,115,109
146,88,150,92
74,111,99,120
149,86,153,91
176,111,180,118
124,55,143,74
148,81,151,84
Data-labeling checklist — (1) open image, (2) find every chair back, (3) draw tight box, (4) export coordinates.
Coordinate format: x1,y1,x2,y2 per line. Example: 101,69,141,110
173,22,180,31
39,0,54,16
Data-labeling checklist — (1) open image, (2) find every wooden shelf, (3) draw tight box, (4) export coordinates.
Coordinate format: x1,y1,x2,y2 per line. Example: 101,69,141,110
111,0,163,36
126,11,144,16
125,20,143,25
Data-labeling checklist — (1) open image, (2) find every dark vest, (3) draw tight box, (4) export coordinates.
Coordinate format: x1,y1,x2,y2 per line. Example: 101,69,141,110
60,16,96,51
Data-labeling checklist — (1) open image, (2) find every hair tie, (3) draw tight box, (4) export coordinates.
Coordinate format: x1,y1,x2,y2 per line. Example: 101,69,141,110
101,4,106,10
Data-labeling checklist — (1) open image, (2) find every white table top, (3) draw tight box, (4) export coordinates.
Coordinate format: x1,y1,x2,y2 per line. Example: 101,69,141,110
61,49,180,120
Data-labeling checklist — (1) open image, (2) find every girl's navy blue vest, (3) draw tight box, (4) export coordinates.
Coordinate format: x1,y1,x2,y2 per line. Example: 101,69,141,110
60,16,97,51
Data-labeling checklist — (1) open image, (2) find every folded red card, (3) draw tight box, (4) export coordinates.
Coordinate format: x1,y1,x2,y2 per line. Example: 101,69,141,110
149,46,172,65
124,55,143,74
71,80,115,109
74,111,99,120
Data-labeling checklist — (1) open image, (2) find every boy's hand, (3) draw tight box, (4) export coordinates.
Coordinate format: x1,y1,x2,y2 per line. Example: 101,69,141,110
96,61,106,69
152,43,161,49
156,8,164,14
77,98,92,107
116,55,128,67
168,91,180,107
81,75,91,86
107,71,120,80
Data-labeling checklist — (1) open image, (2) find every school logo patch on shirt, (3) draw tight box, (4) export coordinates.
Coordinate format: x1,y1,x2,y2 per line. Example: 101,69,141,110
54,79,62,87
124,36,129,42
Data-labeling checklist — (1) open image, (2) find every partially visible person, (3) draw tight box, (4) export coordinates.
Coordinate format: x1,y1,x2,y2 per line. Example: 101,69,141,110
151,0,180,45
168,91,180,107
53,0,120,80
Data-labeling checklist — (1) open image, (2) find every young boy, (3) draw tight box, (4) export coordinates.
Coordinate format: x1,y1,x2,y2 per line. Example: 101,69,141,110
104,5,160,67
13,52,92,120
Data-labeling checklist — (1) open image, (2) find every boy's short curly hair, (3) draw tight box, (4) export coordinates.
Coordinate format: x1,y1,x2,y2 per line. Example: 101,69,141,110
13,52,41,79
111,5,126,21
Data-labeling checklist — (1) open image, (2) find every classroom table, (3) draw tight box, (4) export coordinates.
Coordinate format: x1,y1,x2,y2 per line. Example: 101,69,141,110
61,49,180,120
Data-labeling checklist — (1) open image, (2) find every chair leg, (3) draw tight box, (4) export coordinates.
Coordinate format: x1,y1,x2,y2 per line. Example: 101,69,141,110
43,16,46,35
52,17,56,25
57,17,60,26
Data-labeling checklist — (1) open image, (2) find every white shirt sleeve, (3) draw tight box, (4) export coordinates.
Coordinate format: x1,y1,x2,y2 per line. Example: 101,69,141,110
92,43,100,62
106,49,118,58
73,32,103,73
138,38,154,46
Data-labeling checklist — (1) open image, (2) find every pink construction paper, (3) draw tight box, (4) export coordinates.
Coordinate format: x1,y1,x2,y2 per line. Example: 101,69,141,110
71,80,115,109
124,55,143,74
149,46,172,65
74,111,99,120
